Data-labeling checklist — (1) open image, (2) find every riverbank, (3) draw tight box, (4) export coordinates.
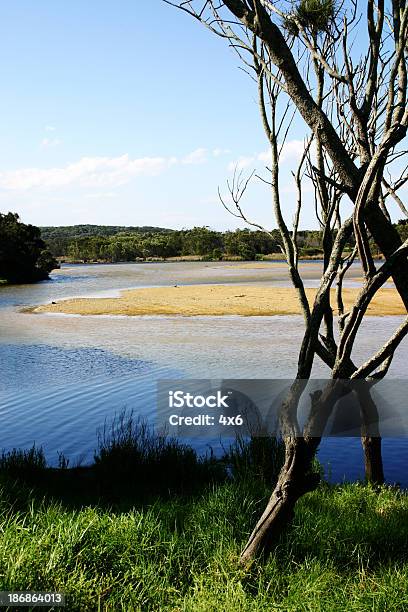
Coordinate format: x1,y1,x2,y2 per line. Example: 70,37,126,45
58,253,384,264
1,447,407,611
32,284,405,316
56,254,328,264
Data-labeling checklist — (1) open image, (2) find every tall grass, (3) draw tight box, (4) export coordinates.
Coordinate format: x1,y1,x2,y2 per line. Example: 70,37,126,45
0,416,407,610
93,411,226,501
0,479,407,611
223,435,285,485
0,446,47,474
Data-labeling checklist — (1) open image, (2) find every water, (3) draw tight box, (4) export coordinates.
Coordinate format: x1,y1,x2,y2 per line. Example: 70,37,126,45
0,261,407,484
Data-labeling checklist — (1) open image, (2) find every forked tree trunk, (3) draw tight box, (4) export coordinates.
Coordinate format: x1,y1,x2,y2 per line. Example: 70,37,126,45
239,379,386,563
240,437,320,564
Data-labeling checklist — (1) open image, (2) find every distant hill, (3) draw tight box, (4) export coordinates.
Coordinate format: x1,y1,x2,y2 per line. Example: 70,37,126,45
40,224,173,240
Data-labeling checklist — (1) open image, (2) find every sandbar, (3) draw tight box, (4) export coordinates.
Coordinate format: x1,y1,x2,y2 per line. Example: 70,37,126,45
32,284,406,317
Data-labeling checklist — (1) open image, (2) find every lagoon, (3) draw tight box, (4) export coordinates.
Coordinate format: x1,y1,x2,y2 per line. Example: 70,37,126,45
0,261,407,484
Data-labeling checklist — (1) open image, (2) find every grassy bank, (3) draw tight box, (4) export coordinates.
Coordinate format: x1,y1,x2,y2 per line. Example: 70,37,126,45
1,478,407,611
0,419,407,611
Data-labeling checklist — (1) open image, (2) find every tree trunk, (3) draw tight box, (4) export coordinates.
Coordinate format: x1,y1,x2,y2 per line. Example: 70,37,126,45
361,436,385,485
240,437,320,564
356,380,385,485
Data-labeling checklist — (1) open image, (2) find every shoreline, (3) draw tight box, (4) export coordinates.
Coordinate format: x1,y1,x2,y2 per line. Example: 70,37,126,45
31,284,405,317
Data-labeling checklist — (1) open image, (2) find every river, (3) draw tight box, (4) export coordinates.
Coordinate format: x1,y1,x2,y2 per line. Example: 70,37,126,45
0,261,407,485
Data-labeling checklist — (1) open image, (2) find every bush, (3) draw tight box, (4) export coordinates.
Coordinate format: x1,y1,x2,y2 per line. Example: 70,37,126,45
212,248,223,260
223,435,285,485
93,411,225,499
0,446,47,478
301,247,324,257
0,212,58,283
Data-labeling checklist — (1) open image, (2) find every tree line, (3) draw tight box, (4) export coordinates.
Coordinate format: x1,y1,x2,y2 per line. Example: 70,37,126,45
44,226,280,261
1,217,406,281
41,223,408,263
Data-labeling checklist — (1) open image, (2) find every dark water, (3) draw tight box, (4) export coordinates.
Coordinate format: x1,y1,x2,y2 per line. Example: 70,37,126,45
0,262,407,484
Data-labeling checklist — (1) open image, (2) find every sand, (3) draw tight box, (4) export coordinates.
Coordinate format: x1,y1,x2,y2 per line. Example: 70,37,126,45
32,284,406,317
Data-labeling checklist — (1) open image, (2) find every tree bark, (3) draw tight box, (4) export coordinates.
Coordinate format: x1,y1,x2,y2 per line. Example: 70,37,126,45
357,380,385,485
361,437,385,485
240,437,319,565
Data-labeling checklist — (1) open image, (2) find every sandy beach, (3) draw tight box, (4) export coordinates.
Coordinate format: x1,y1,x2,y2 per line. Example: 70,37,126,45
32,284,406,317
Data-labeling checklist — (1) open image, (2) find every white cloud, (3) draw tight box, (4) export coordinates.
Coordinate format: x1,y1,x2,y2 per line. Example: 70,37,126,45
0,146,213,193
45,125,56,132
280,139,305,162
281,179,314,194
258,140,306,164
182,148,207,165
0,154,178,191
257,151,269,163
228,140,307,173
213,148,231,157
227,156,255,172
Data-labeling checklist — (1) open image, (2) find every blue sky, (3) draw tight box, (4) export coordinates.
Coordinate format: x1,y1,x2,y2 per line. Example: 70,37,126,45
0,1,400,230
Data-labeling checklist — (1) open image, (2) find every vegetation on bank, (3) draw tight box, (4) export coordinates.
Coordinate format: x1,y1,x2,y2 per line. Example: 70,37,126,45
0,213,59,284
42,225,282,262
40,221,408,264
1,214,407,281
0,416,407,611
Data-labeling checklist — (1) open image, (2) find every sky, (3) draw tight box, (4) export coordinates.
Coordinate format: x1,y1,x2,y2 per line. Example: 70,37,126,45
0,1,403,230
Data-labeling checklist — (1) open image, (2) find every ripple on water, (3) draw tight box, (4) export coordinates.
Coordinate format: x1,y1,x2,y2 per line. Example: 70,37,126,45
0,344,182,464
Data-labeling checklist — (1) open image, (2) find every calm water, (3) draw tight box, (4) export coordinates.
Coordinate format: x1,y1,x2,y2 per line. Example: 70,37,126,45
0,261,407,484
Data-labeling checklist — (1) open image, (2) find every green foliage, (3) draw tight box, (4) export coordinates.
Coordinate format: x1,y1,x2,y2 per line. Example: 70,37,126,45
41,225,283,262
40,224,171,240
38,221,407,264
181,226,223,256
301,246,324,257
212,247,223,261
0,212,59,284
296,0,335,33
396,219,408,243
224,228,279,259
41,224,173,258
283,0,335,37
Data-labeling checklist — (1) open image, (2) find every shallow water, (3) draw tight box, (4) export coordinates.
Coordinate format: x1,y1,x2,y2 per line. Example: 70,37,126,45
0,262,407,484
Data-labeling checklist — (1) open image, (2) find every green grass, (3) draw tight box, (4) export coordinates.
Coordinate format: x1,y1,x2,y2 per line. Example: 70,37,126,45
0,480,408,611
0,419,407,610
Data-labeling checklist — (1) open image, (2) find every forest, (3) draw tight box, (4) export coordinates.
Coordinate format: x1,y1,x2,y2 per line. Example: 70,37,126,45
40,221,408,263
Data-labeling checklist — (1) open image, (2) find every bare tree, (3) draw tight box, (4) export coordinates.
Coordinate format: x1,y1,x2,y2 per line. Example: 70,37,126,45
166,0,408,563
